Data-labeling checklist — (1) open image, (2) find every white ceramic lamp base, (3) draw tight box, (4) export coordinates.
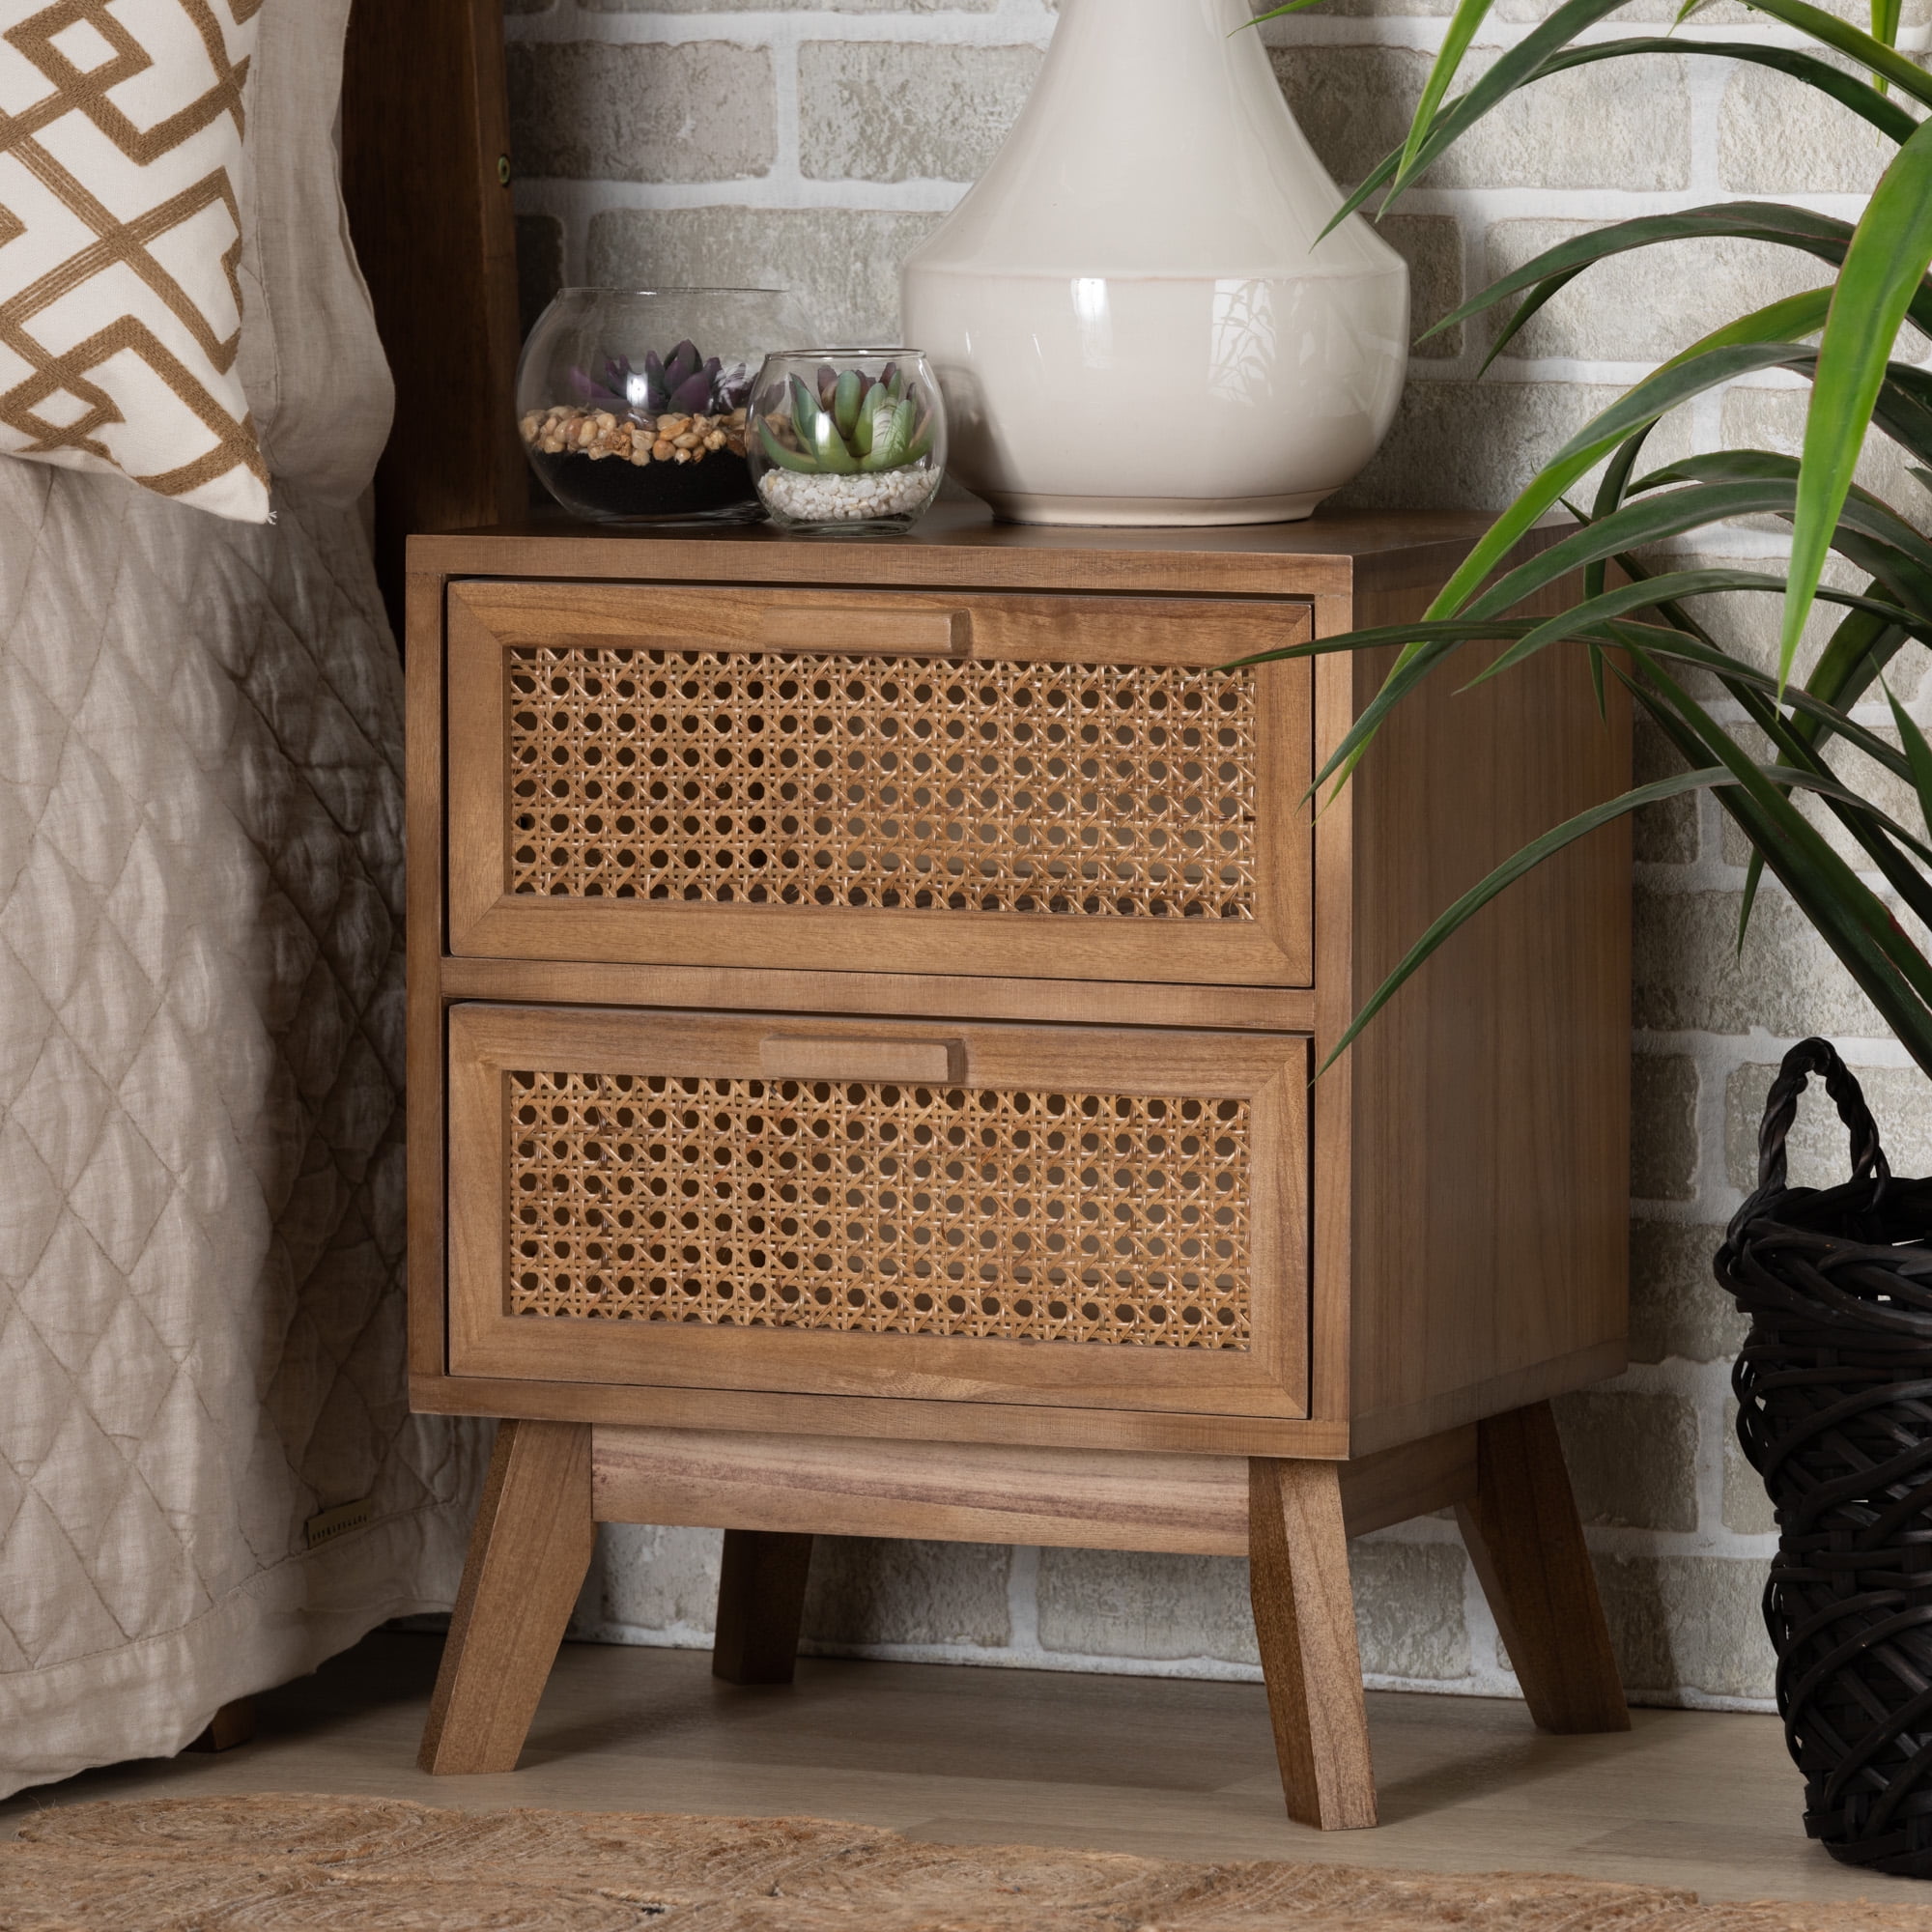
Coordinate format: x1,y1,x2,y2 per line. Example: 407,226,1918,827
986,490,1329,528
901,0,1407,528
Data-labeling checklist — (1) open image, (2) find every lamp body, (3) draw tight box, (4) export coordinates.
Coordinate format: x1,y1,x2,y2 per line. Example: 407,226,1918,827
900,0,1408,526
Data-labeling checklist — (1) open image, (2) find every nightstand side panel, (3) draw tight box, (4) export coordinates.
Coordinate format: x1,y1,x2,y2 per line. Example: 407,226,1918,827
1343,552,1633,1453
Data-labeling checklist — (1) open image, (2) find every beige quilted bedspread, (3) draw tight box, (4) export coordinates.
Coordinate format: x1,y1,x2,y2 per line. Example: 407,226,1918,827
0,460,483,1799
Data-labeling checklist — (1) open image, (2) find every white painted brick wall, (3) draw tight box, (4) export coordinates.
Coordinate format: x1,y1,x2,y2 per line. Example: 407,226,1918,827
504,0,1932,1713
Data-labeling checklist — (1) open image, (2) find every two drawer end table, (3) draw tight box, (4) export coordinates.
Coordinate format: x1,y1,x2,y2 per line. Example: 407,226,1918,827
406,506,1634,1830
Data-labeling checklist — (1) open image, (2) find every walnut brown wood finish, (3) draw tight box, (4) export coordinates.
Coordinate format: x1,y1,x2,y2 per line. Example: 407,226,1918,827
419,1419,594,1776
712,1530,815,1687
427,1417,1481,1777
1250,1458,1378,1831
407,508,1634,1826
588,1423,1478,1552
446,1003,1308,1414
181,1699,256,1755
1456,1402,1632,1735
1340,595,1633,1455
446,582,1313,986
341,0,523,626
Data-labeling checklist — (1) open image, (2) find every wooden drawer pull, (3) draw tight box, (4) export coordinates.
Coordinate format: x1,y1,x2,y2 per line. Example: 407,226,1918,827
753,605,969,656
759,1036,962,1084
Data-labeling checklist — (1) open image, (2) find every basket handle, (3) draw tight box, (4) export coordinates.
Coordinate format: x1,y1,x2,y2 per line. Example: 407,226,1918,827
1755,1036,1889,1197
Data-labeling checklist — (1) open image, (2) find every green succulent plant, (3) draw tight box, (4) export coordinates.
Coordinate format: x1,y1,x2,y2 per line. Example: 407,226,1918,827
757,361,934,475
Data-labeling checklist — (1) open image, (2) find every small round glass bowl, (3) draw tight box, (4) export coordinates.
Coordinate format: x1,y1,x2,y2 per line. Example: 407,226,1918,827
516,287,812,525
745,349,947,533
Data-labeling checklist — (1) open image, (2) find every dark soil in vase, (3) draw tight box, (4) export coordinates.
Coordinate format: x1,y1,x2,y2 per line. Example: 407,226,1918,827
531,446,757,524
522,401,759,524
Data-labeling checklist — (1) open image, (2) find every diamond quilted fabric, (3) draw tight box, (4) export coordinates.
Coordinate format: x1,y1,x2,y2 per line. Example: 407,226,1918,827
0,456,484,1798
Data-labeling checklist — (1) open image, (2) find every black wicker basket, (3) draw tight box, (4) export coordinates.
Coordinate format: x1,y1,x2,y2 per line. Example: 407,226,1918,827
1718,1037,1932,1877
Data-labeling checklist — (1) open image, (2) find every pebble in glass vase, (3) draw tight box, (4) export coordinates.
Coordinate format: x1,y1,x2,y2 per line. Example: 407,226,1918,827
899,0,1407,526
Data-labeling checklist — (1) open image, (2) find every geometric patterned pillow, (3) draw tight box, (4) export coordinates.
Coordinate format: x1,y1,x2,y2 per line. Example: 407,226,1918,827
0,1,269,522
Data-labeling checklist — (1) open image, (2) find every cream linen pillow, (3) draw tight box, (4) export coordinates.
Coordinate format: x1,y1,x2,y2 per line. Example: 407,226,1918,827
0,1,269,522
235,0,392,504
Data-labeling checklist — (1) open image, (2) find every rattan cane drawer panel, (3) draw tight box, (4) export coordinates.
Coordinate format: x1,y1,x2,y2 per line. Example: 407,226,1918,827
510,648,1257,918
445,581,1313,986
508,1071,1253,1346
447,1004,1310,1417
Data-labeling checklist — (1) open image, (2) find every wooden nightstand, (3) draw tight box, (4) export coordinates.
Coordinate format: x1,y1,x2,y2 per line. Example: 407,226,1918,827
406,504,1634,1830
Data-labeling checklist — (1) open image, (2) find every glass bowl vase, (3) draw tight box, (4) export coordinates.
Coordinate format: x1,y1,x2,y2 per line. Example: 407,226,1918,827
516,287,812,525
746,349,947,533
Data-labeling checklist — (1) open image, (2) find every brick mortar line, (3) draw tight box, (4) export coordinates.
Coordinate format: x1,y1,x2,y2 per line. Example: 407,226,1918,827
1371,1489,1776,1564
505,8,1058,47
1640,847,1927,901
509,7,1904,53
516,177,972,212
582,1613,1521,1704
771,14,804,194
514,180,1877,216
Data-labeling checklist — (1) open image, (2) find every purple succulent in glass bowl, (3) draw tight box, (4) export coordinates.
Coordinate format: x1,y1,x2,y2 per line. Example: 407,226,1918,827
516,289,811,525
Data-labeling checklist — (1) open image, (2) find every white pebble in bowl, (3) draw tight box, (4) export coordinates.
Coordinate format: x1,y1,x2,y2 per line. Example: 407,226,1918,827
758,467,941,525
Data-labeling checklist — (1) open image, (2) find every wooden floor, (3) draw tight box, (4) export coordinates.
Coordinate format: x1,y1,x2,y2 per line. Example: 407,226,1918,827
0,1632,1916,1907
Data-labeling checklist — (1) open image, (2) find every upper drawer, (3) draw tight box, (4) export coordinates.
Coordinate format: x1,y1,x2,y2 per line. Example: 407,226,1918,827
445,581,1313,986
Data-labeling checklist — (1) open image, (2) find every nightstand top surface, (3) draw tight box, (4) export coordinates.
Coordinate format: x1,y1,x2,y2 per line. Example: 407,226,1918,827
409,500,1502,598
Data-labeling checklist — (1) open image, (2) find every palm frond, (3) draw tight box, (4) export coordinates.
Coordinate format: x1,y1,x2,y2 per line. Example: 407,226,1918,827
1234,0,1932,1076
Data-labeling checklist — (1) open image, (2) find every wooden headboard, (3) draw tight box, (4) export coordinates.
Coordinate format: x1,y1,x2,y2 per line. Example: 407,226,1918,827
340,0,525,626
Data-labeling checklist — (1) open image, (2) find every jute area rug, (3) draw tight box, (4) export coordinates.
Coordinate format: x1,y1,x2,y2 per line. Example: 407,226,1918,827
5,1794,1932,1932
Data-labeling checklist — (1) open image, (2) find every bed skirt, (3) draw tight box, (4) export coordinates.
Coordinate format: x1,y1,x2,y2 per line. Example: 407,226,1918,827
0,461,482,1798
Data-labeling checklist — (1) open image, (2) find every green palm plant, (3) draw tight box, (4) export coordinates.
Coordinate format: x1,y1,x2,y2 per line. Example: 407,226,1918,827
1248,0,1932,1073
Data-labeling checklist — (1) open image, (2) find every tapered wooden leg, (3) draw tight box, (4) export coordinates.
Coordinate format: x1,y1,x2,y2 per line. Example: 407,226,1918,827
712,1529,814,1685
184,1698,256,1753
419,1418,595,1774
1248,1458,1378,1831
1455,1400,1631,1734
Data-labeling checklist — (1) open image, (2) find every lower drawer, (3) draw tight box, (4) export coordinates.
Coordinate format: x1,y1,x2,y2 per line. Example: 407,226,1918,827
446,1004,1311,1418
